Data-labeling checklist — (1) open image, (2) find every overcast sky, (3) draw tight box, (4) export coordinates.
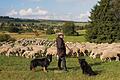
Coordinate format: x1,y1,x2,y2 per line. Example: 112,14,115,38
0,0,99,22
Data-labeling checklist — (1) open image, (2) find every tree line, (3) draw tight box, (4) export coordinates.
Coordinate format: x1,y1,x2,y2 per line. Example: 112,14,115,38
0,16,88,36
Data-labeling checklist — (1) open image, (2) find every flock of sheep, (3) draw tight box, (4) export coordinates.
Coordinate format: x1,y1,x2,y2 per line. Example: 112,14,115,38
0,38,120,62
0,38,56,58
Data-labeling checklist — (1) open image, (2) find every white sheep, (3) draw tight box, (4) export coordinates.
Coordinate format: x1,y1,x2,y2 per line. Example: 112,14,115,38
26,49,42,58
100,49,120,62
46,46,57,56
0,45,12,55
6,46,21,57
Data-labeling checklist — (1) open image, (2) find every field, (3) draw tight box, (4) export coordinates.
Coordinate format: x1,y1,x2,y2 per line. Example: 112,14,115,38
0,56,120,80
0,30,86,43
1,29,120,80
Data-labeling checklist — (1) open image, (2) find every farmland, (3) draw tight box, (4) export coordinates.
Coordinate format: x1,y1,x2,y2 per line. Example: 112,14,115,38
0,30,86,43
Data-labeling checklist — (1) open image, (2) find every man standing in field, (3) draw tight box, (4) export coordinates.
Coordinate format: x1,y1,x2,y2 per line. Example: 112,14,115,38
56,33,68,72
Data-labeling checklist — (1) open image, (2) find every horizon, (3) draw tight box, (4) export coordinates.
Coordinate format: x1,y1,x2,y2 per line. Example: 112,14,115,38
0,16,89,22
0,0,99,22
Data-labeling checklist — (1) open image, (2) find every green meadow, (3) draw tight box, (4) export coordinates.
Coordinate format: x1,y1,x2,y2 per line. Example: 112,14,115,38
0,56,120,80
0,30,86,43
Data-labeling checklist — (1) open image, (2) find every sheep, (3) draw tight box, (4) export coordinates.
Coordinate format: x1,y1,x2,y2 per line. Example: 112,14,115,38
22,51,31,58
15,38,55,47
89,43,110,59
2,38,120,61
19,46,33,56
90,49,103,59
100,49,120,62
25,49,42,58
65,42,79,57
22,45,47,58
46,46,57,56
6,46,21,57
75,43,88,56
0,45,12,55
31,45,46,53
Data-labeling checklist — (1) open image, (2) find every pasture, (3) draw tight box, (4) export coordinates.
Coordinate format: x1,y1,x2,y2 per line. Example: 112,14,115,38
0,56,120,80
0,30,86,43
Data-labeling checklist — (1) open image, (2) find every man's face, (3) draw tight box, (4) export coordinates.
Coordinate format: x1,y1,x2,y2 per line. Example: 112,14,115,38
59,35,64,39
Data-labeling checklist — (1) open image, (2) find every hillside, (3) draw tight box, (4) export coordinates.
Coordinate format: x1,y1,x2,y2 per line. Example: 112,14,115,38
0,16,88,26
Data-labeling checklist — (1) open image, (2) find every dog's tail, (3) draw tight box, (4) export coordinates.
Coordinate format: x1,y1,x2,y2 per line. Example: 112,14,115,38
89,71,97,76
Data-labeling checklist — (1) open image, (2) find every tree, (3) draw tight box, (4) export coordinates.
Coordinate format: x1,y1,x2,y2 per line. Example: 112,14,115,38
46,27,55,35
26,28,33,32
33,30,39,36
0,34,16,42
8,26,20,33
0,23,5,31
63,22,79,36
86,0,120,43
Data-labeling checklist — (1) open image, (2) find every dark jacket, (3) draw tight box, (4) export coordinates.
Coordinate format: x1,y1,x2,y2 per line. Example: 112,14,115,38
56,37,66,57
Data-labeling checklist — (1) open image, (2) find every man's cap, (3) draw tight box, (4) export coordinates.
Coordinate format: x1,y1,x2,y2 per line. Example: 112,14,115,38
57,32,64,36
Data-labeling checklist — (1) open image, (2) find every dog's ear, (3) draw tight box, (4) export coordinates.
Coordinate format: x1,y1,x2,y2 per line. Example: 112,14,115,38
47,54,52,62
80,58,85,60
47,54,52,58
47,54,50,57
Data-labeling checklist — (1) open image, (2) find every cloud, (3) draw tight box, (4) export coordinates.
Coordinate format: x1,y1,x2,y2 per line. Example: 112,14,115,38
34,7,48,15
7,7,48,17
19,7,48,16
49,12,90,21
7,10,18,16
41,13,89,22
6,7,90,22
79,11,90,19
19,8,32,16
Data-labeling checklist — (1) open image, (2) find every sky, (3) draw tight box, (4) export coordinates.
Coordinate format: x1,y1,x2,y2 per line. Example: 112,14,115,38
0,0,99,22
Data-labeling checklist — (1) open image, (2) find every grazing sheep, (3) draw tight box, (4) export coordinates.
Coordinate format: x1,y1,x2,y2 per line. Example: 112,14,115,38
6,46,21,57
22,51,31,58
26,49,42,58
100,49,120,62
1,38,120,61
31,45,46,54
46,46,57,56
90,48,103,59
19,46,33,56
0,45,12,55
66,42,79,57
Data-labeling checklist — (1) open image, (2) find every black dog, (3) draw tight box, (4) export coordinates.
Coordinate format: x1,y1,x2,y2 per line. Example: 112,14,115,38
30,54,52,72
78,59,97,76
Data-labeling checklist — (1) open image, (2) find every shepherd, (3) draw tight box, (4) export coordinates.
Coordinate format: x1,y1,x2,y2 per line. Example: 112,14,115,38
56,33,68,72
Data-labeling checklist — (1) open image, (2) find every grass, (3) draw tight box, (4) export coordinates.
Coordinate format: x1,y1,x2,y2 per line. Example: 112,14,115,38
40,30,86,42
0,56,120,80
45,34,86,42
0,30,87,43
